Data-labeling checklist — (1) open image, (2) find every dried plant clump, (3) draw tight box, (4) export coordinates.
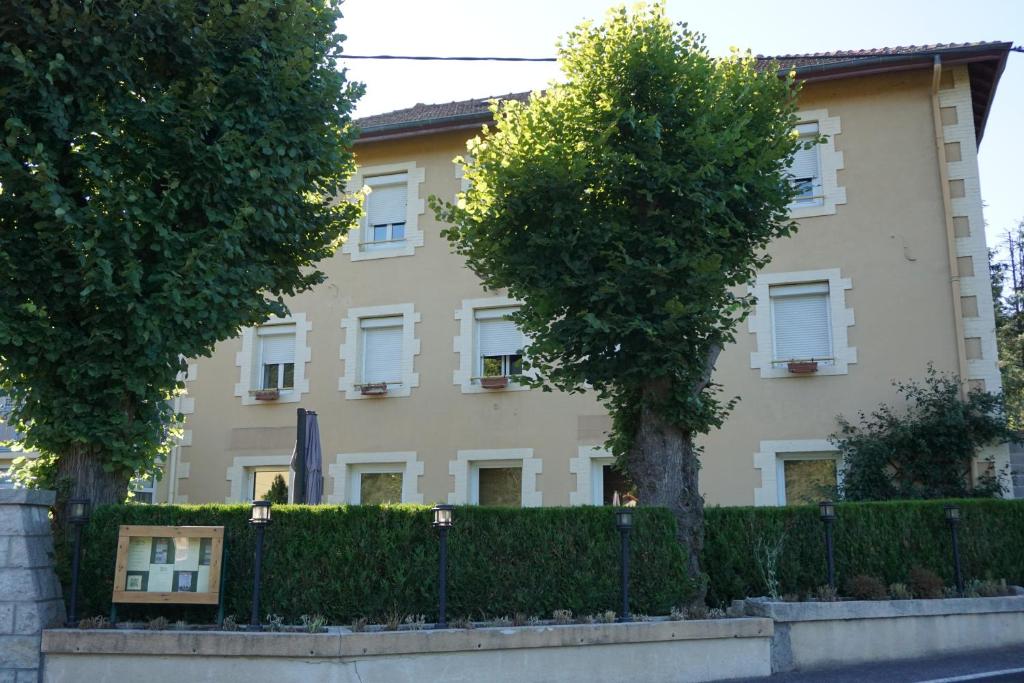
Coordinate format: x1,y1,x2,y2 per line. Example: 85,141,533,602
814,585,839,602
888,583,913,600
844,575,888,601
552,609,573,625
147,616,169,631
909,567,945,599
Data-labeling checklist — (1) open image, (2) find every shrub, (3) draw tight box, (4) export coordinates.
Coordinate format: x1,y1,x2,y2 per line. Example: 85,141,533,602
844,575,888,600
70,504,694,624
888,583,913,600
703,499,1024,606
908,567,945,599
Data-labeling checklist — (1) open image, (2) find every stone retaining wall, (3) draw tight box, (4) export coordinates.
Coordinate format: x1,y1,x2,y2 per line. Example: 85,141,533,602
41,618,774,683
734,594,1024,672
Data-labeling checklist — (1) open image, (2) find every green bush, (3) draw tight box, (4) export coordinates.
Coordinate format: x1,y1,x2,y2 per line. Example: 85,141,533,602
703,499,1024,605
70,505,694,624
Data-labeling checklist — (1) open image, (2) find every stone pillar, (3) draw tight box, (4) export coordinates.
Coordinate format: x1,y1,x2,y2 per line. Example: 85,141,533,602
0,490,66,683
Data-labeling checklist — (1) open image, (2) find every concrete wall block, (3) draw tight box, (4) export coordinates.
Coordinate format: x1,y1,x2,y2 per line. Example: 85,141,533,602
0,538,10,568
0,670,14,683
15,600,65,635
0,569,37,596
0,508,33,536
16,671,38,683
6,536,55,569
0,604,13,635
0,635,40,669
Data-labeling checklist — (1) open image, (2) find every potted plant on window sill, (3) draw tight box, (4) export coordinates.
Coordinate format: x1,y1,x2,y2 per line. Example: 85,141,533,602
250,388,280,401
786,360,819,374
360,382,389,396
479,376,510,389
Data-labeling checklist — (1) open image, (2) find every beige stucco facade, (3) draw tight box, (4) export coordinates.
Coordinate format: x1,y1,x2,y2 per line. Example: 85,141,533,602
157,58,1010,507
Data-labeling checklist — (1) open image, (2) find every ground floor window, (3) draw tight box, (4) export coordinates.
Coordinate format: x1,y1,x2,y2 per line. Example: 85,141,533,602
778,455,838,506
250,468,291,502
131,475,156,504
350,464,404,505
472,462,522,506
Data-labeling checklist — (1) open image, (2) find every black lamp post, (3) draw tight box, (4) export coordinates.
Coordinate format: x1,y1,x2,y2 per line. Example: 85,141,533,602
615,508,633,622
66,498,90,626
432,504,454,629
819,500,836,590
249,500,271,629
945,504,964,596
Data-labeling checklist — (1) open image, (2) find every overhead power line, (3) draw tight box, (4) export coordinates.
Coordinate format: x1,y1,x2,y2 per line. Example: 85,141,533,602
341,54,556,62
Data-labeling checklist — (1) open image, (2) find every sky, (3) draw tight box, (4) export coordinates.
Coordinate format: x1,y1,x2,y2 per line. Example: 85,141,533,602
339,0,1022,256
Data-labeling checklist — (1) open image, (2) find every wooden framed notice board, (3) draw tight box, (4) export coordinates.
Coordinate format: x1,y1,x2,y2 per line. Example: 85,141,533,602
112,525,225,605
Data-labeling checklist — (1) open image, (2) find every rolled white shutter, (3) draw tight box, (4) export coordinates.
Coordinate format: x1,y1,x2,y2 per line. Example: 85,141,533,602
362,318,403,383
476,309,524,357
365,174,407,227
770,283,831,361
259,326,296,365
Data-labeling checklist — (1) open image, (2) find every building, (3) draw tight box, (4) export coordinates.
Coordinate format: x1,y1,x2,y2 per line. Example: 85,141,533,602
154,42,1015,507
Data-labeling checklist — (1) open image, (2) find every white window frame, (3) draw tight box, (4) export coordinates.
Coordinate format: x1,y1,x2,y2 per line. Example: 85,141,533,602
769,282,833,367
233,313,312,405
256,325,297,391
326,452,424,504
753,439,842,506
339,304,420,399
342,162,425,261
789,109,846,220
453,297,532,394
749,269,856,378
569,446,616,506
226,454,292,503
449,448,542,507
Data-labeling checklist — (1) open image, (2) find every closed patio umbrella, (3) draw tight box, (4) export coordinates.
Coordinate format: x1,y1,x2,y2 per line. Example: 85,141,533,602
303,412,324,504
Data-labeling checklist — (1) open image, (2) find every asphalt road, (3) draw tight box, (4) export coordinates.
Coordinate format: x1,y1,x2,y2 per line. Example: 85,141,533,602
721,646,1024,683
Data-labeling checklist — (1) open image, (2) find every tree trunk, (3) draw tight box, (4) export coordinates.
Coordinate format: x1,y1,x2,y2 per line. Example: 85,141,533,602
54,445,129,520
626,392,705,603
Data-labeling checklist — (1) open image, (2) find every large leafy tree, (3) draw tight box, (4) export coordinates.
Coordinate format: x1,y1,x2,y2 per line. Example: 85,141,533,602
0,0,362,506
990,221,1024,430
434,4,803,591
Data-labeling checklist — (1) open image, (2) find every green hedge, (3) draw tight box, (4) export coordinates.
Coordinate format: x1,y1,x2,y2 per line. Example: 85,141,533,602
70,504,694,623
703,499,1024,605
64,499,1024,622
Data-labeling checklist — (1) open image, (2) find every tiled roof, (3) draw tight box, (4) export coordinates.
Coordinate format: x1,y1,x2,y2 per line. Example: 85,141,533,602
356,42,1010,136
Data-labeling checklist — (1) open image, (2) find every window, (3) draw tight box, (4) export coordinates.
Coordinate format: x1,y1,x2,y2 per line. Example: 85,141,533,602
0,394,21,452
339,304,420,399
749,269,856,378
358,471,403,505
341,162,425,261
257,324,296,390
450,448,542,506
788,122,822,207
234,313,311,405
360,316,403,387
454,298,531,393
778,455,839,506
475,307,525,379
131,475,156,504
788,109,846,219
770,282,832,366
753,439,841,506
472,462,523,506
363,173,407,252
250,468,290,502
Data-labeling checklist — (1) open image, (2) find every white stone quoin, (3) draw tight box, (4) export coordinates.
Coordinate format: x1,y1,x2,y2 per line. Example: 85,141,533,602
0,489,66,682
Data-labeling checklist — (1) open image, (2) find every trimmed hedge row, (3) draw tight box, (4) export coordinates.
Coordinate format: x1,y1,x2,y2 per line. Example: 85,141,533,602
703,499,1024,605
69,504,694,623
64,499,1024,622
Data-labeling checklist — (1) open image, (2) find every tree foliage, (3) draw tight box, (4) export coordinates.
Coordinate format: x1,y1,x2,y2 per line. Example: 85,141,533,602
833,367,1013,501
434,4,802,446
0,0,362,502
432,3,804,594
990,222,1024,430
264,474,289,504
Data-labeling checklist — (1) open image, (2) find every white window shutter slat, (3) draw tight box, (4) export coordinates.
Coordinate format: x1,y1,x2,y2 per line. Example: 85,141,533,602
788,144,820,182
259,326,296,366
362,324,403,383
365,179,406,227
478,318,524,358
770,285,832,362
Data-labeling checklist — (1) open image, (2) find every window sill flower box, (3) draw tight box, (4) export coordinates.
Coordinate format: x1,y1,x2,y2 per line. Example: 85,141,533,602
787,361,819,374
479,376,510,389
360,383,389,396
250,389,280,401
